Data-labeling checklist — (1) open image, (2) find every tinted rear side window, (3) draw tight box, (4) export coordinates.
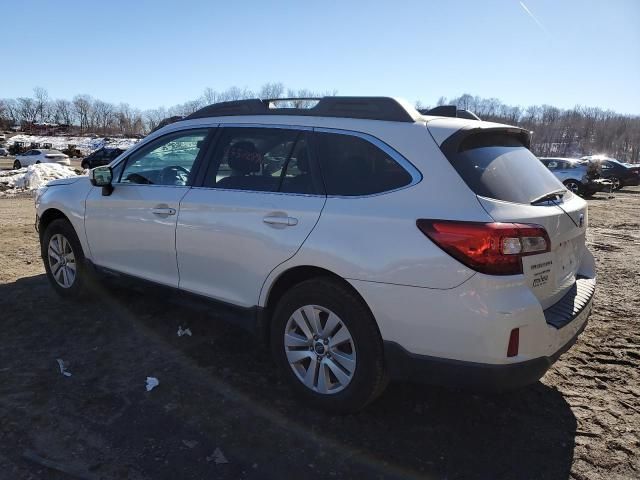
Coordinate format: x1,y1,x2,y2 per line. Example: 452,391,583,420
446,133,564,204
315,132,413,196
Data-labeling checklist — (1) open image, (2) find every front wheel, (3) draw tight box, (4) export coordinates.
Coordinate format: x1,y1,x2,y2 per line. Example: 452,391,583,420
271,278,388,413
81,160,89,169
41,219,87,298
13,160,21,169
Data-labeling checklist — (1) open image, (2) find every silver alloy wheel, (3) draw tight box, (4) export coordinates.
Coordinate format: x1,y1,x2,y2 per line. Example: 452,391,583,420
565,180,580,193
48,233,76,289
284,305,357,395
609,176,620,190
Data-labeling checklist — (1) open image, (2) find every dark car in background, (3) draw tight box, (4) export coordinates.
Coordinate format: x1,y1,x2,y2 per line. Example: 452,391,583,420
81,147,126,169
539,157,610,196
580,155,640,190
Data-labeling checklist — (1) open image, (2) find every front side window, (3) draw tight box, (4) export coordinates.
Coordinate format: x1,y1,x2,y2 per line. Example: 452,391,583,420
204,127,318,194
314,132,413,196
120,129,208,186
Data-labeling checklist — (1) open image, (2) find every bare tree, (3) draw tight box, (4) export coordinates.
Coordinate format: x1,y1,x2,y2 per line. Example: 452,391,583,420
17,97,38,125
259,82,285,100
93,100,115,133
144,107,168,133
73,95,93,133
54,99,74,125
33,87,49,123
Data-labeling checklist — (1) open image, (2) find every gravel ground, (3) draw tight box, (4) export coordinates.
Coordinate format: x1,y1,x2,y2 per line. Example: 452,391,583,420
0,188,638,480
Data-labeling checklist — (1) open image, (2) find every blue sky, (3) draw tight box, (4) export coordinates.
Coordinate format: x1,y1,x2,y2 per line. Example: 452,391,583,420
2,0,639,113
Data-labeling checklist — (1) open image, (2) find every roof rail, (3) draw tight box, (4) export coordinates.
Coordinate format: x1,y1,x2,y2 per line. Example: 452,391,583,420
184,97,417,122
419,105,481,121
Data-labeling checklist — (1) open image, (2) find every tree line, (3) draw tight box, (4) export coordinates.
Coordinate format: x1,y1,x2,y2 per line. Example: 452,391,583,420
0,83,335,138
430,94,640,162
1,87,638,162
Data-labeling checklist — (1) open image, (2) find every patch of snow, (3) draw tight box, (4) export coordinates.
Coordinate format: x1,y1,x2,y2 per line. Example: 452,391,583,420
0,163,80,196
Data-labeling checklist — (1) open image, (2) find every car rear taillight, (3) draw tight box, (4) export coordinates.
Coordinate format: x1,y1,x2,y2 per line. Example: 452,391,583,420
416,220,551,275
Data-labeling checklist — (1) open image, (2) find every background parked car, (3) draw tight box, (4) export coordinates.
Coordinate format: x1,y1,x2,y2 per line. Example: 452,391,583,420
81,147,126,169
0,147,9,157
13,149,70,169
539,157,607,196
580,155,640,190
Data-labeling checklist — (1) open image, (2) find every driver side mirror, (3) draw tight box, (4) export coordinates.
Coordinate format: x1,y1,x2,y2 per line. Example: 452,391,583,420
89,166,114,196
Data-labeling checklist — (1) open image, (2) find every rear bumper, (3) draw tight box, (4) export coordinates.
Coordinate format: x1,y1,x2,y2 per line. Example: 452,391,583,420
382,277,595,390
384,316,588,390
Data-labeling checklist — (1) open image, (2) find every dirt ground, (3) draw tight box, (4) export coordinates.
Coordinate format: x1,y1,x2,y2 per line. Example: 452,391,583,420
0,187,638,480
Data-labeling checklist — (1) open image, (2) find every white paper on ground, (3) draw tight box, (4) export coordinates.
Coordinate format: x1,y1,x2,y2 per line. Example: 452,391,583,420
145,377,159,391
177,326,192,337
56,358,72,377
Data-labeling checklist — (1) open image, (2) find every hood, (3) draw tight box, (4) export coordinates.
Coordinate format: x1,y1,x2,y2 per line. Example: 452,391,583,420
46,176,85,187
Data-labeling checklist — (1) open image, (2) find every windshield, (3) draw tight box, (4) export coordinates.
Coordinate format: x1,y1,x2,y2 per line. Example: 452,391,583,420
447,133,566,204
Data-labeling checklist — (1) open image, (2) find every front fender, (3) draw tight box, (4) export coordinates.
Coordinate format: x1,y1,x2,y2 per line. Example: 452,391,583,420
37,177,94,260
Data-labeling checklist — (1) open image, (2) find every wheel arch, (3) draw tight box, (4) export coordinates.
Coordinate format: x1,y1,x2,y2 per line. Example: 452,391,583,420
38,208,70,240
258,265,379,346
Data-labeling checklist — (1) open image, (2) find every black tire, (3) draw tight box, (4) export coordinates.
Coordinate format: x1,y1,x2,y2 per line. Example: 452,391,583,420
35,160,41,164
271,277,388,413
41,219,88,298
13,160,21,169
81,160,89,169
563,179,581,195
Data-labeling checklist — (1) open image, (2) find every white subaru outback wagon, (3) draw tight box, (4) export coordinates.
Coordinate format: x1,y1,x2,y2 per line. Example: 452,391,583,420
36,97,595,412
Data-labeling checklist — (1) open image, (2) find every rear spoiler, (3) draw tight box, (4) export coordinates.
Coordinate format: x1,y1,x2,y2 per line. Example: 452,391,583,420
419,105,481,121
440,126,533,157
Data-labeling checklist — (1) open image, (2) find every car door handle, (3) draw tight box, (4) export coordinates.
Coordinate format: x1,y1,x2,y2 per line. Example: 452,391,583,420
263,215,298,226
151,207,176,216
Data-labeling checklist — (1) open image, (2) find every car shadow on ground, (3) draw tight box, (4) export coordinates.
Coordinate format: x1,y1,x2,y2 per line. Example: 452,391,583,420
1,273,577,479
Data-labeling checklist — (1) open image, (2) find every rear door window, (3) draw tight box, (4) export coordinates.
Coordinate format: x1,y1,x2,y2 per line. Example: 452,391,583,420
445,133,565,204
203,127,320,194
314,132,413,196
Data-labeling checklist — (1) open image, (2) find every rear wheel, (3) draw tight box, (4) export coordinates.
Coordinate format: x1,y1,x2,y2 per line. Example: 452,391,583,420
41,219,87,298
271,277,388,413
563,179,581,195
13,160,21,169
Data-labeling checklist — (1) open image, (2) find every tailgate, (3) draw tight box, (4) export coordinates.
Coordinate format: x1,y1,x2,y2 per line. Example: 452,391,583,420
478,193,588,309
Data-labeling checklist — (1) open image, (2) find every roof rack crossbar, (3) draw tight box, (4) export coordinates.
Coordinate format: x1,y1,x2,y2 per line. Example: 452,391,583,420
184,97,417,122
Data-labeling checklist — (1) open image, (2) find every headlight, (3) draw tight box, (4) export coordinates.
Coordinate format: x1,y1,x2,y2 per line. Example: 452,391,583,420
35,186,49,206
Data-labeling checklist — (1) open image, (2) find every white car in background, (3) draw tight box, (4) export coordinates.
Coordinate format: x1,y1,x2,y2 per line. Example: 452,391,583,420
35,97,596,412
13,149,70,169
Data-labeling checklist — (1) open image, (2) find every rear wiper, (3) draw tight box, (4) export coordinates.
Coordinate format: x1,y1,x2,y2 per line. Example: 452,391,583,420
530,190,566,205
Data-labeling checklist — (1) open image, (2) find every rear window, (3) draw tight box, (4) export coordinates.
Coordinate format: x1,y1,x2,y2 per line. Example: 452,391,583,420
447,133,565,204
315,132,413,196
